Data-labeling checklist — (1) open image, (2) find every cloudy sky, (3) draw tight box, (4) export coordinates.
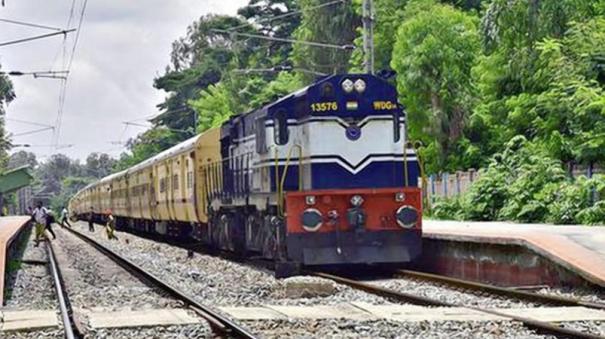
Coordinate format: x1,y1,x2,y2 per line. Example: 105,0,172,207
0,0,246,161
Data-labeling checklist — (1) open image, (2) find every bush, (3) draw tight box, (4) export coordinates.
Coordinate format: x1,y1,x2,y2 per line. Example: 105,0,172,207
428,136,605,225
577,201,605,225
430,196,464,220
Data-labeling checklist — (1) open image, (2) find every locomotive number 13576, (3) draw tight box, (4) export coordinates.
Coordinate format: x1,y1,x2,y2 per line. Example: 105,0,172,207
310,102,338,112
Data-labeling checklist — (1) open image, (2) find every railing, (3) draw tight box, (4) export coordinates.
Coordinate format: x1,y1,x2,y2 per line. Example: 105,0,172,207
273,144,303,216
405,140,429,212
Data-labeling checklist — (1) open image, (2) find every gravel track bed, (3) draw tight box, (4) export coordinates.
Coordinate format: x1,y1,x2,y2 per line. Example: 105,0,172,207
68,222,554,338
71,222,391,308
53,227,211,338
537,286,605,306
4,226,57,310
3,226,63,338
367,278,541,308
560,321,605,337
244,319,548,338
3,329,65,339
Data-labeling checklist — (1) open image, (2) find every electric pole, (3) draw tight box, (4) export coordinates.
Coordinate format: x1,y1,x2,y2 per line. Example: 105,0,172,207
362,0,375,74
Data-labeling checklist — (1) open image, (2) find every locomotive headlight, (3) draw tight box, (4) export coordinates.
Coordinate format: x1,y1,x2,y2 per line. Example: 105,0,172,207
341,78,354,93
305,195,316,206
301,208,323,232
396,205,418,229
350,194,364,207
354,79,366,93
395,192,406,202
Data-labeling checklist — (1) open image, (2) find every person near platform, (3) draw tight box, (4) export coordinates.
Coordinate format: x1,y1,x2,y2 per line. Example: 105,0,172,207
105,209,117,240
88,207,95,232
44,209,57,240
60,206,71,227
31,202,49,246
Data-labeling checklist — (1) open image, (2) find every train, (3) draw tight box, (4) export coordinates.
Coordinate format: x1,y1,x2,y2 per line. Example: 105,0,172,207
69,73,423,276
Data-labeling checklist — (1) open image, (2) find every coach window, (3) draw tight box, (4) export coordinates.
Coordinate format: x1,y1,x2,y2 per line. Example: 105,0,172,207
187,171,193,189
173,174,179,191
160,178,166,193
273,109,289,145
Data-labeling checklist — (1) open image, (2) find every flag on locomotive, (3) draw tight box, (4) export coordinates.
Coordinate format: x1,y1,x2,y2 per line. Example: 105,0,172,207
69,73,422,277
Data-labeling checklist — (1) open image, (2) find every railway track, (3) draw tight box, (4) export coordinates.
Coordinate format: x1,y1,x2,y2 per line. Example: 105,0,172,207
395,269,605,310
57,226,258,339
310,271,605,339
46,240,76,339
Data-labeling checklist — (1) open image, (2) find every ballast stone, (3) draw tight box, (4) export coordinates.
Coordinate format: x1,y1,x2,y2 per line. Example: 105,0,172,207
278,276,338,298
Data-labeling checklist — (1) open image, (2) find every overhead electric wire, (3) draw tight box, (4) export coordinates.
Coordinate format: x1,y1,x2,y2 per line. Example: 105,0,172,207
12,126,55,137
0,29,76,47
226,0,347,32
212,29,354,50
0,18,62,31
6,118,54,129
52,0,88,150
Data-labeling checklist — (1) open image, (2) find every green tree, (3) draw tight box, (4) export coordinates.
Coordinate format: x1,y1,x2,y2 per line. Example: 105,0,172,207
391,0,480,171
291,0,358,81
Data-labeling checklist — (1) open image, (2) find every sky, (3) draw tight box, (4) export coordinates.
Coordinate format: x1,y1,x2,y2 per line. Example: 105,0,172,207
0,0,246,162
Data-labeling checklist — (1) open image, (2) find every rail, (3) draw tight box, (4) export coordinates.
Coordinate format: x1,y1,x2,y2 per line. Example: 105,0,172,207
396,269,605,310
62,226,258,339
46,241,76,339
310,271,603,339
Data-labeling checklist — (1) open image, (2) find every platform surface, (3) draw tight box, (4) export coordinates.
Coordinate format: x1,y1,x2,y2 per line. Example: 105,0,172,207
423,220,605,287
0,216,31,305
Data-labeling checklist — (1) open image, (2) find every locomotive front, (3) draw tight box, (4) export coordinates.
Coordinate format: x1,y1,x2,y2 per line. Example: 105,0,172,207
257,74,423,267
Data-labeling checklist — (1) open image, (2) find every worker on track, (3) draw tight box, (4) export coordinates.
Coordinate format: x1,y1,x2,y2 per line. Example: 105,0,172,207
88,207,95,232
105,209,117,240
60,206,71,227
31,202,49,246
44,209,57,240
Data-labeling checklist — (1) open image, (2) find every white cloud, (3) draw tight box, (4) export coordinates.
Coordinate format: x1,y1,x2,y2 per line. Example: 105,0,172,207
1,0,247,160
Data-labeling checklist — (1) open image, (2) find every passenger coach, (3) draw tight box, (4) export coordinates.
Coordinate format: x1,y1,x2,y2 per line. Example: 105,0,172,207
70,73,423,275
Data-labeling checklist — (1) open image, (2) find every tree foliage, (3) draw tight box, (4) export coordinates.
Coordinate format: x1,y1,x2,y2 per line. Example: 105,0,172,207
391,0,480,172
111,0,605,224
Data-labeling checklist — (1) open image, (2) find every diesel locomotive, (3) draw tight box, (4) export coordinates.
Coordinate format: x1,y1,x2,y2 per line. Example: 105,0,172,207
69,73,422,274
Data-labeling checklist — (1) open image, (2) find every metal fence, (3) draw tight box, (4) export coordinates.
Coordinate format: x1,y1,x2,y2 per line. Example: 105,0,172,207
422,165,603,208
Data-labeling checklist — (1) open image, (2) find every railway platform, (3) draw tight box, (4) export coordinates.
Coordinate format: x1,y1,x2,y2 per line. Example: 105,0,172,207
422,220,605,288
0,216,31,305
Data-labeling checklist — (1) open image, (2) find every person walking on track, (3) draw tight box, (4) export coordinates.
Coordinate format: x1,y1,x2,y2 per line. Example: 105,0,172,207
31,202,49,246
44,209,57,240
88,207,95,232
105,209,117,240
60,206,71,227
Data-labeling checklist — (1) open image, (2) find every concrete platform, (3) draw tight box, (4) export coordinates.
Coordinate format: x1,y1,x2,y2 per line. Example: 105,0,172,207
0,216,32,305
422,220,605,287
220,303,605,323
0,310,59,331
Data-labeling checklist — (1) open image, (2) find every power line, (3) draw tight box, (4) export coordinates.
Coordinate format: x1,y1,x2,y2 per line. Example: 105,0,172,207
234,65,327,76
6,118,54,129
0,29,76,47
0,18,62,31
53,0,88,151
12,126,55,137
227,0,347,32
211,29,355,50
